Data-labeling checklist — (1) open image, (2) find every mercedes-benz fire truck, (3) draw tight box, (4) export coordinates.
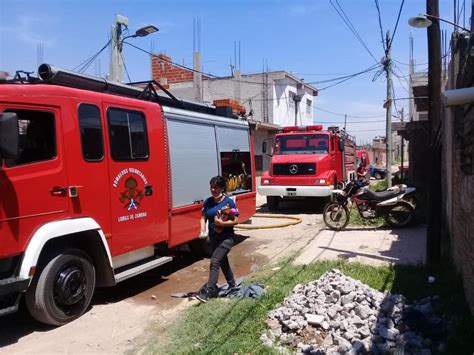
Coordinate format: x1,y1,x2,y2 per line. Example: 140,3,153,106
258,125,356,210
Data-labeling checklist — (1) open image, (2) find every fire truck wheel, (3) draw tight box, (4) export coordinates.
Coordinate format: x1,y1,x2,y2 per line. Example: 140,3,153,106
25,249,96,326
266,196,280,211
189,238,213,258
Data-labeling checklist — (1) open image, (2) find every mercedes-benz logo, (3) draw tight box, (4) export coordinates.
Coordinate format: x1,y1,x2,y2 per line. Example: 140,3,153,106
289,164,298,174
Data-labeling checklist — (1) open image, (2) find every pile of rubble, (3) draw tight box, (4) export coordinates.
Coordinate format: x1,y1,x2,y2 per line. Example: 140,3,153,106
261,269,446,354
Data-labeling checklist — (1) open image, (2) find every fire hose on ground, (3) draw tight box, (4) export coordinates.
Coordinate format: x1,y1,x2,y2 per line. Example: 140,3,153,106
235,213,302,230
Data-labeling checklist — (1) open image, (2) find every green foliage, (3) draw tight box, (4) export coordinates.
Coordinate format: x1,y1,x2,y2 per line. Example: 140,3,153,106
370,180,387,192
144,260,473,354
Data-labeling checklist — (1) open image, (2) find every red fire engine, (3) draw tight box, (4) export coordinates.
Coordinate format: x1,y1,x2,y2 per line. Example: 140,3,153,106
258,125,356,210
0,65,256,325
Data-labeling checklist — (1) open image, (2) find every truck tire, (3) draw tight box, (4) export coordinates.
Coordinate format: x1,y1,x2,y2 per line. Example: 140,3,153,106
266,196,280,211
189,237,213,258
25,249,96,326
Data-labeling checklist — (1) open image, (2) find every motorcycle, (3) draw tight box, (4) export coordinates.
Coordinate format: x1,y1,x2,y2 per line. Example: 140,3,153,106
323,180,416,231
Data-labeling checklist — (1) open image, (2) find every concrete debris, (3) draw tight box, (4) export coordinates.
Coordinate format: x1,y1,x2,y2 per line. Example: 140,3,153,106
262,270,447,354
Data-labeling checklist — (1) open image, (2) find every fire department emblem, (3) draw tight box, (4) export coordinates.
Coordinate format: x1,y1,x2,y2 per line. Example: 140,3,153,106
289,164,298,174
119,177,144,210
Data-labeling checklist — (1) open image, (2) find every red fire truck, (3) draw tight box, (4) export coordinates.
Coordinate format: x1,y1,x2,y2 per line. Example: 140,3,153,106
258,125,356,210
0,65,256,325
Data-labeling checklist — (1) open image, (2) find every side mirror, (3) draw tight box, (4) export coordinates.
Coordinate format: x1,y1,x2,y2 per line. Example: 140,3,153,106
0,112,19,159
338,139,344,152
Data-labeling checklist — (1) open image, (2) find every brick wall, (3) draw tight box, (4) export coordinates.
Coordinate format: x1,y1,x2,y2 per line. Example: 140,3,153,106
448,40,474,315
151,54,194,84
451,109,474,314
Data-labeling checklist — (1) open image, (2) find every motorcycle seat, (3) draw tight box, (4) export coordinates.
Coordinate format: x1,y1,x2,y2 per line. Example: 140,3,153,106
359,188,404,201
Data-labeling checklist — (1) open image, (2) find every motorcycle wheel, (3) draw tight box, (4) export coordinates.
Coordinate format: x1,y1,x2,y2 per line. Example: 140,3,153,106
323,202,350,231
383,201,414,227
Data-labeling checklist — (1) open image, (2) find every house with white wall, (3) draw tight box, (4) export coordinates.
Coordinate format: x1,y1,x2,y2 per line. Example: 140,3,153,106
151,54,318,173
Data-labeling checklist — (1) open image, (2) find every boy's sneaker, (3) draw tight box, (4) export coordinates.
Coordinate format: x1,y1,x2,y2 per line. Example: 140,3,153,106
195,287,211,303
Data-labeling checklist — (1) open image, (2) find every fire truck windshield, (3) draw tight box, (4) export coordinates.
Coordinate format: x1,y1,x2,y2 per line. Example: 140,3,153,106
274,134,329,155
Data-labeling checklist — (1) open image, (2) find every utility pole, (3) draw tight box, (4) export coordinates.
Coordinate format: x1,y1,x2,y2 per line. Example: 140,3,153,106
109,15,128,83
400,107,405,180
383,30,393,188
426,0,442,261
193,17,203,102
294,94,302,126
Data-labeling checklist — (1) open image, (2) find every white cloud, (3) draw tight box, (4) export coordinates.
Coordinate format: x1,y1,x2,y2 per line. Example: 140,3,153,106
0,16,58,46
287,4,320,16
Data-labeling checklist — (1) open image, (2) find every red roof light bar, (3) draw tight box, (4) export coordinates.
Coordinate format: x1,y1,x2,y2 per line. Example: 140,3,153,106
282,125,323,133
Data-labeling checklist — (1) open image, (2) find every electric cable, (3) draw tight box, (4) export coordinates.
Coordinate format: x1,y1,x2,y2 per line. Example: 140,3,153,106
374,0,387,53
204,87,388,121
73,39,111,73
125,40,385,90
318,65,381,90
316,119,386,124
313,106,385,118
394,59,429,66
125,41,221,79
121,51,132,83
330,0,379,64
387,0,405,51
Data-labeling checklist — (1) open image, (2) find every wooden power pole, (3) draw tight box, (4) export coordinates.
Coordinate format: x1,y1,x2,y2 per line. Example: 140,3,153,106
426,0,442,261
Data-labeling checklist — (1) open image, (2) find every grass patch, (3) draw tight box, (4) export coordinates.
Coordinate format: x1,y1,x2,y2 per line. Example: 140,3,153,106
144,260,473,354
344,180,386,227
370,180,387,192
347,204,384,227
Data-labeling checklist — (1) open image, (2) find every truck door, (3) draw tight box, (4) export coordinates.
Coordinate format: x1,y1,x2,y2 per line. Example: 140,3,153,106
0,106,69,257
104,105,165,256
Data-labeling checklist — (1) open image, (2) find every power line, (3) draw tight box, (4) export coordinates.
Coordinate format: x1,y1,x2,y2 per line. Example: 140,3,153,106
121,51,132,83
291,72,354,76
394,59,429,66
374,0,386,53
73,39,111,73
125,40,382,90
388,0,405,51
316,119,386,124
329,0,380,64
313,106,385,118
318,64,381,90
347,128,386,132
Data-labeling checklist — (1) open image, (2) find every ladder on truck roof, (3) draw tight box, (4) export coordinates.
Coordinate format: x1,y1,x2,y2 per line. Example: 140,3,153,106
3,64,237,119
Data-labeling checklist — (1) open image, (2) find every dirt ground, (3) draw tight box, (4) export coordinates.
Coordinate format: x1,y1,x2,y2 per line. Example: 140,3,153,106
0,195,326,354
0,190,426,354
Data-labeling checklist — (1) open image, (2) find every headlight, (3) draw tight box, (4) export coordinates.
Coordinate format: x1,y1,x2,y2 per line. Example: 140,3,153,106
315,179,326,184
263,179,272,184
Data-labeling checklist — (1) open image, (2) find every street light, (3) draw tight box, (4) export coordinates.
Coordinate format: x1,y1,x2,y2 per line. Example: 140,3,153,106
408,14,469,32
123,25,159,41
109,15,159,83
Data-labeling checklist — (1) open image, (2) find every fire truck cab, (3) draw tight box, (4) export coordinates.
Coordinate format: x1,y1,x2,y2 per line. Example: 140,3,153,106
258,125,356,210
0,65,255,325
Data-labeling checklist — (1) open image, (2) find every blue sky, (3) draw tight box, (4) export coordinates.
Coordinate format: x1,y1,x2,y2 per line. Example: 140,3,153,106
0,0,458,143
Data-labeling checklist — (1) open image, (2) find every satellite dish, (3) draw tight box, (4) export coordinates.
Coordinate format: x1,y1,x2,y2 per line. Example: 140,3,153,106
408,15,433,28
